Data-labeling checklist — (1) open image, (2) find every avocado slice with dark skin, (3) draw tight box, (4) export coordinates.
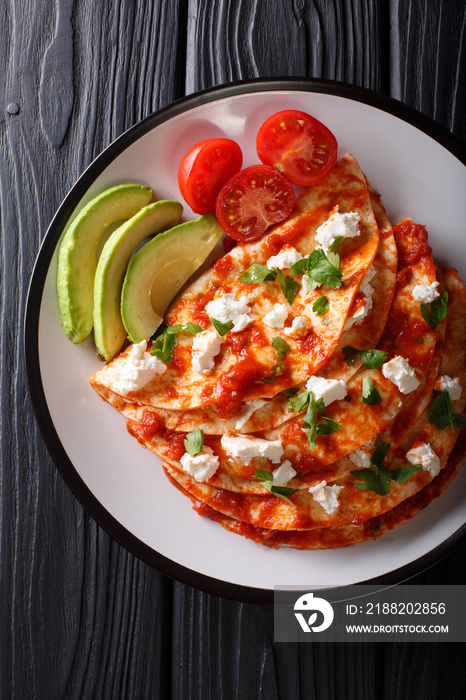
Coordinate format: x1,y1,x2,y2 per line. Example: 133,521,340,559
57,183,153,343
93,200,183,361
121,214,223,344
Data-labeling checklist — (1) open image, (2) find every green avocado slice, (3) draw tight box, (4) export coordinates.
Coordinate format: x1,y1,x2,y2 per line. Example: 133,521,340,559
93,200,183,360
57,183,153,343
121,214,223,344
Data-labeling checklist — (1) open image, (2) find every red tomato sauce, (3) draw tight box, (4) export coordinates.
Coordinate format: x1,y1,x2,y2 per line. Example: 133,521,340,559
213,255,234,275
393,220,433,267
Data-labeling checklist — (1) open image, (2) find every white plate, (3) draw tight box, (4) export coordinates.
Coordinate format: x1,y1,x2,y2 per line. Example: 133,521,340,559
26,79,466,603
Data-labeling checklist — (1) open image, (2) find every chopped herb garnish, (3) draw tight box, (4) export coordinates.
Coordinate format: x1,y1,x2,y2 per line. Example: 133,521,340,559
302,390,317,449
271,336,290,360
429,390,466,432
351,441,422,495
262,362,286,382
239,263,277,284
275,268,300,305
253,469,296,505
343,345,359,366
210,317,232,337
150,329,178,363
288,390,311,413
352,463,392,496
360,349,388,369
316,417,341,436
184,428,204,456
362,376,382,405
312,295,329,316
391,464,423,483
151,323,202,363
282,387,299,397
328,236,345,255
167,323,202,335
291,248,343,289
342,346,388,369
420,291,448,329
372,520,382,539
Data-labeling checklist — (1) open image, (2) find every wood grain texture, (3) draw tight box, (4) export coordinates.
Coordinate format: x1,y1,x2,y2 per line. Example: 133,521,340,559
1,0,466,698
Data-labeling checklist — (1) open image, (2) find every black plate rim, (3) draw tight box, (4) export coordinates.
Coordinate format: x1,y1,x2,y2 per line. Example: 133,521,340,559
25,77,466,606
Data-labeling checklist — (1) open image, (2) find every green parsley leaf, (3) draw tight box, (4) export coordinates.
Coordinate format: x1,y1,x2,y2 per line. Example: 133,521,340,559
307,248,343,289
262,362,286,382
150,330,177,363
420,291,448,329
316,417,341,436
271,336,290,361
290,257,309,275
360,349,388,369
253,469,296,505
312,295,329,316
362,376,382,405
371,441,391,467
275,268,300,305
239,263,277,284
328,236,345,255
316,397,326,415
167,323,202,335
372,520,382,540
391,464,423,484
303,391,317,449
342,345,359,366
209,317,233,337
351,463,391,496
288,390,310,413
429,390,466,432
183,428,204,457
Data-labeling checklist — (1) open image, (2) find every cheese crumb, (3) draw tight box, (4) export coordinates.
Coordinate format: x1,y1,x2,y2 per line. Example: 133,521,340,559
272,460,297,486
315,208,361,251
305,375,347,406
205,293,252,332
348,437,377,469
263,303,289,329
436,375,462,400
382,355,420,394
234,399,268,430
412,281,440,304
284,316,308,338
191,330,221,374
180,446,220,482
344,264,377,329
308,480,343,515
112,340,166,394
406,442,441,478
221,435,284,464
266,246,304,270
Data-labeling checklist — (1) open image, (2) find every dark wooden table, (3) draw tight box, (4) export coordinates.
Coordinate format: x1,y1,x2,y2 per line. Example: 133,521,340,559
2,1,466,698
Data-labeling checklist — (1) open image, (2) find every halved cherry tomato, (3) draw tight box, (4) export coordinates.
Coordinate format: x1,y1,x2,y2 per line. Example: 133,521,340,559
215,164,295,243
178,138,243,214
256,109,338,186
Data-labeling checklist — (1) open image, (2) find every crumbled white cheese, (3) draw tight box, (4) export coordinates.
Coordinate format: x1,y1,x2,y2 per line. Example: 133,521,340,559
382,355,419,394
284,316,308,338
315,208,361,251
412,281,440,304
221,435,284,464
305,375,347,406
266,246,304,270
437,375,462,400
308,480,343,515
180,446,220,482
272,460,297,486
112,340,166,394
191,330,221,374
406,442,441,478
205,293,252,332
348,437,376,469
344,264,377,330
234,399,268,430
263,303,289,329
